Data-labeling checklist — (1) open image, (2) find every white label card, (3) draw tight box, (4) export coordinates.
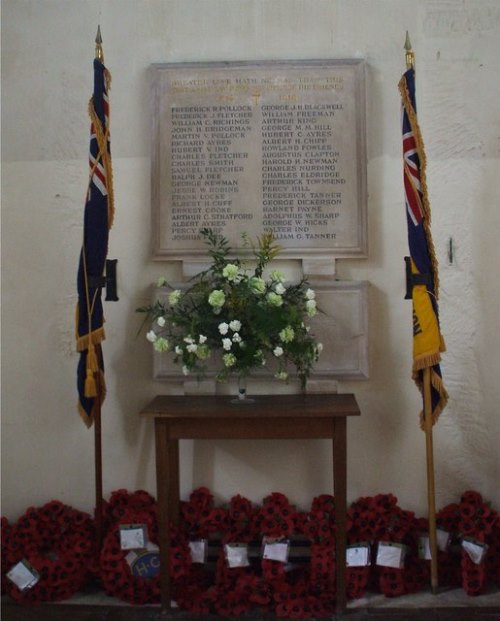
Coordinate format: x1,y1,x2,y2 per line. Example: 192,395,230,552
224,543,250,568
346,544,371,567
419,529,450,559
125,550,139,568
437,528,451,552
262,538,290,563
376,542,406,568
125,541,159,569
462,539,488,565
119,524,148,550
6,560,40,591
189,539,208,564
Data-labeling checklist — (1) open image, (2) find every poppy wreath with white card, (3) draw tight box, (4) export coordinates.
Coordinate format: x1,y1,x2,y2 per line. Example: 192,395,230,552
2,501,94,604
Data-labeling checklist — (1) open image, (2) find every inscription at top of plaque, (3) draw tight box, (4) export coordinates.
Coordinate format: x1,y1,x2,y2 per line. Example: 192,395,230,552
151,60,366,259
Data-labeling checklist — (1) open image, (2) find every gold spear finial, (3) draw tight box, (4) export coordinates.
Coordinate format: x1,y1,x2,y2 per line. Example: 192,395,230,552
95,25,104,62
404,30,414,70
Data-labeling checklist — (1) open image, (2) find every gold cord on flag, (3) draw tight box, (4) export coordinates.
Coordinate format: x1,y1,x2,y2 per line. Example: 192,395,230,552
398,77,440,298
76,73,114,411
88,81,115,229
398,69,448,427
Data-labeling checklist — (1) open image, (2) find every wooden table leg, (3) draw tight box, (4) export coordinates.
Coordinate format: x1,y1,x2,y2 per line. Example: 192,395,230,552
333,417,347,615
155,418,172,611
168,438,180,526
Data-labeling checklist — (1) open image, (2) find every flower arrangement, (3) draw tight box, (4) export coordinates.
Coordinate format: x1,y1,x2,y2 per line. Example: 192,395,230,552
137,229,322,388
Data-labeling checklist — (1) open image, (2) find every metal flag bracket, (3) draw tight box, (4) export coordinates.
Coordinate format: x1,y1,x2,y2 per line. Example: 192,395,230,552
404,256,431,300
88,259,119,301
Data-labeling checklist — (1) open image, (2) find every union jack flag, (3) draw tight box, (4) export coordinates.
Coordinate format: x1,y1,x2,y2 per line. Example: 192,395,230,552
76,57,114,427
399,67,448,426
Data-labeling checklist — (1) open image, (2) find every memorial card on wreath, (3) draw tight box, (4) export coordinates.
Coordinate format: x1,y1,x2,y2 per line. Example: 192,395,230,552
151,60,367,260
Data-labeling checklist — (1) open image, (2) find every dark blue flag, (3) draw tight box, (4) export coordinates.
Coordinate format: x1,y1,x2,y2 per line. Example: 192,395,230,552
399,67,448,427
76,58,114,427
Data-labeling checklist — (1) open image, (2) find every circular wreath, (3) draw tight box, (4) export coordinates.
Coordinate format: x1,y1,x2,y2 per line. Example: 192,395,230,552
99,489,192,605
175,490,339,617
4,487,496,609
2,501,95,604
1,517,13,595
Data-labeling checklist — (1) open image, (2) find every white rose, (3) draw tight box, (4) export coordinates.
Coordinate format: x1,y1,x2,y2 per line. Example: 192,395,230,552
169,289,182,306
153,337,170,352
270,269,285,283
306,299,317,317
273,346,284,357
275,283,286,295
222,338,232,351
199,334,207,344
218,322,229,335
146,330,157,343
157,316,166,327
305,288,316,300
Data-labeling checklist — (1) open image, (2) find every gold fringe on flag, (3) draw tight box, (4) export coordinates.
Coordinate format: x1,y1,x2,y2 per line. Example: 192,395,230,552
398,75,440,298
76,68,114,416
414,366,448,429
399,74,448,427
87,82,115,229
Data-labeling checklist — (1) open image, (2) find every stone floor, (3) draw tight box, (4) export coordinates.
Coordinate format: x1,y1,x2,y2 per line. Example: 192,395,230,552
2,586,500,621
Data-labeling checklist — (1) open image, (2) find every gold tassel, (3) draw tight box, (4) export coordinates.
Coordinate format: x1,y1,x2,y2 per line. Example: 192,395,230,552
87,343,99,373
84,343,99,397
85,369,97,398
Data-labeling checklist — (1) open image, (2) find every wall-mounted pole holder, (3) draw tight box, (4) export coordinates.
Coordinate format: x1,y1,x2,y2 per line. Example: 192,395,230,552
88,259,119,301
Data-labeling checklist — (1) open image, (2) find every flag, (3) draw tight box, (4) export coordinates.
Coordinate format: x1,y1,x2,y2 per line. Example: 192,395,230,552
76,57,114,427
399,66,448,427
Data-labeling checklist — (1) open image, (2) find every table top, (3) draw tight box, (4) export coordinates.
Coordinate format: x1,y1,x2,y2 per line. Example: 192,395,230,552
140,393,360,420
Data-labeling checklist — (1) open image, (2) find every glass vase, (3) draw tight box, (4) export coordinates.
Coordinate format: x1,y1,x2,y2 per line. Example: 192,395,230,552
231,374,255,405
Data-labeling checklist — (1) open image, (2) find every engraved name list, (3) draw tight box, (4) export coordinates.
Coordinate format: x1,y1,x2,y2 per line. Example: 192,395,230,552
152,61,366,258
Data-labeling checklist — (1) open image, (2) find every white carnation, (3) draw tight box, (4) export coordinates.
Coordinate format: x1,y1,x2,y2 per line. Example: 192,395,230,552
229,319,242,332
218,322,229,335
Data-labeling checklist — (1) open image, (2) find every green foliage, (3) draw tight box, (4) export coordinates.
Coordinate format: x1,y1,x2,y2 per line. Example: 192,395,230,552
137,229,322,387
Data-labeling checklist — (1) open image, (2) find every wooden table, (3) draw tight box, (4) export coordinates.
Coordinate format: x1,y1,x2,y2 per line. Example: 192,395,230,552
140,392,360,615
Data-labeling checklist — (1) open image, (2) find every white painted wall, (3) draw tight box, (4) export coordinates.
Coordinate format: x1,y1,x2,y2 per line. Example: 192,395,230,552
2,0,499,520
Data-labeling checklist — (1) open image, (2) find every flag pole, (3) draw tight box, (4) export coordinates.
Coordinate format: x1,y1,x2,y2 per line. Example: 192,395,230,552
404,32,439,594
93,25,104,555
423,367,439,593
94,346,104,553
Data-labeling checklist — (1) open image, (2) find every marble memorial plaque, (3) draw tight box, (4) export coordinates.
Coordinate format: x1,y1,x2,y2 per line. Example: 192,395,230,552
151,60,367,260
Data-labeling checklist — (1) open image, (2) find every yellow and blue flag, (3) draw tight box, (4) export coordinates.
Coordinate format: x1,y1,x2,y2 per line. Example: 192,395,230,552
76,57,114,427
399,67,448,426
